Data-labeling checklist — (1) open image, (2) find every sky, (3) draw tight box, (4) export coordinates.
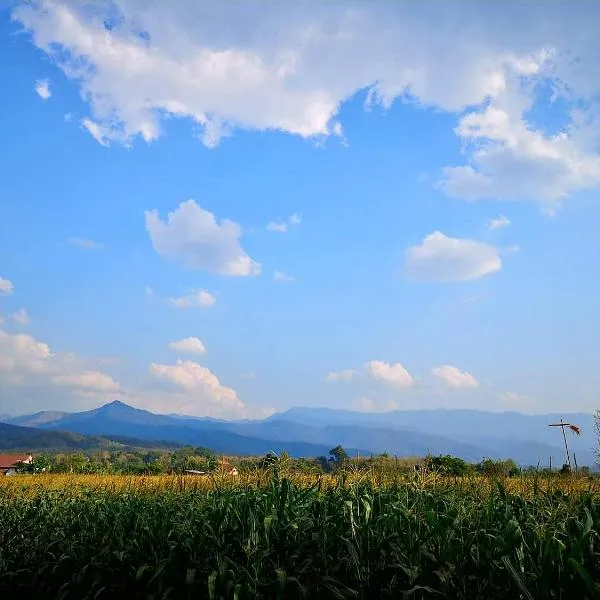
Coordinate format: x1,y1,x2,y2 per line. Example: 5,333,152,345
1,0,600,419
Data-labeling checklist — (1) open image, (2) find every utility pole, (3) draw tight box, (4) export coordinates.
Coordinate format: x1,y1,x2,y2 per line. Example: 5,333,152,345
548,419,581,468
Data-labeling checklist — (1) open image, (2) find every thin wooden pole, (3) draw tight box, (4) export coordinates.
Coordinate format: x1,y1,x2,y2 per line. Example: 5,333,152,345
560,419,572,467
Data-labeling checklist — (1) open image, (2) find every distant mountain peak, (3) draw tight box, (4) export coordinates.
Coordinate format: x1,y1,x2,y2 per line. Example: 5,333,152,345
104,400,131,408
98,400,137,412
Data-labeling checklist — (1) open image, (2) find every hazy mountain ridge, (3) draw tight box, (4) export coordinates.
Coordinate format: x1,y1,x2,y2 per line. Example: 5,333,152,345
6,402,363,458
4,401,596,465
0,422,185,452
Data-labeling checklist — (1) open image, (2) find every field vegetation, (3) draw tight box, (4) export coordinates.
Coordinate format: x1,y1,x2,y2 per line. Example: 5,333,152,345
1,463,600,599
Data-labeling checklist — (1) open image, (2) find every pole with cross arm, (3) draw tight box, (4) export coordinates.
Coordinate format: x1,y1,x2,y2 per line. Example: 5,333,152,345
548,419,581,468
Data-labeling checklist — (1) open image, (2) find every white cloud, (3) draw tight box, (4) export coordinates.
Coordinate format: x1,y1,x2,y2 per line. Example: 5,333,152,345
52,370,120,392
149,359,247,418
81,117,110,146
405,231,502,282
240,371,257,379
146,200,260,276
432,365,479,388
67,237,105,250
35,78,51,99
169,289,216,309
488,215,510,230
352,396,375,411
266,221,288,233
0,325,270,418
266,213,302,233
326,369,357,383
498,391,536,409
0,327,122,413
15,2,600,204
0,277,14,296
273,271,295,283
11,308,31,325
0,329,53,376
169,337,206,355
365,360,415,389
440,97,600,206
351,397,400,412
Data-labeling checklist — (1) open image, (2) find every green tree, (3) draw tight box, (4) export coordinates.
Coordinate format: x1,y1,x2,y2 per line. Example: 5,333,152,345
425,455,469,476
329,445,348,464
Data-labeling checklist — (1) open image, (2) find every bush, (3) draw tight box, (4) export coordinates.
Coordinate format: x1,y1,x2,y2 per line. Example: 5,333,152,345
477,458,520,477
424,454,469,476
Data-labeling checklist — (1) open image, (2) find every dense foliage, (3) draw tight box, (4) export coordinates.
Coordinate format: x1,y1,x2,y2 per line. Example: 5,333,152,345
12,447,422,476
1,474,599,599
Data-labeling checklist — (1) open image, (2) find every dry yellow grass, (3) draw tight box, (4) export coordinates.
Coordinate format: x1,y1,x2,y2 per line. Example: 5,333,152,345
2,470,599,499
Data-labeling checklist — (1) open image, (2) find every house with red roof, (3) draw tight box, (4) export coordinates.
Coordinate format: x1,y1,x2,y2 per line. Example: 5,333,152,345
0,454,33,476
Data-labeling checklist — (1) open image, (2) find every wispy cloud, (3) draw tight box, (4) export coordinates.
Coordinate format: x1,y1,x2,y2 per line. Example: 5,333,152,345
266,221,288,233
273,271,295,283
488,215,510,230
266,213,302,233
67,237,105,250
11,308,31,325
0,277,14,296
35,79,51,100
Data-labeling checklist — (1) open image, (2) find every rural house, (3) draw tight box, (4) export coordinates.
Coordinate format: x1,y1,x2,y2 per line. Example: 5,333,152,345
218,457,239,476
0,453,33,476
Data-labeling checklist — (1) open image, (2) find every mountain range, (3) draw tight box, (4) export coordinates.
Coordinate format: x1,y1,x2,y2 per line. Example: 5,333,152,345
2,401,596,466
0,421,187,452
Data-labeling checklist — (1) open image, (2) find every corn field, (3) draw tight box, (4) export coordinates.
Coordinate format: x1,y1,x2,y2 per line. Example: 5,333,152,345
1,473,599,599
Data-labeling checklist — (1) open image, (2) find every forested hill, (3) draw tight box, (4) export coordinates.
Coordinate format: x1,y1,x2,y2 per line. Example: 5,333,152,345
0,422,183,452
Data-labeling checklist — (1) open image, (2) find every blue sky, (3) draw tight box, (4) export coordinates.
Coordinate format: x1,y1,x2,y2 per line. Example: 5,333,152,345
1,1,600,418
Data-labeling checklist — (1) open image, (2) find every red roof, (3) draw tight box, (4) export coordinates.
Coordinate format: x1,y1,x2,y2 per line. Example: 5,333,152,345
0,454,32,469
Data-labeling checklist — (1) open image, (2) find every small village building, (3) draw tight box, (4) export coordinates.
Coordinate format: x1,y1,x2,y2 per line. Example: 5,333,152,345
218,458,239,476
0,454,33,476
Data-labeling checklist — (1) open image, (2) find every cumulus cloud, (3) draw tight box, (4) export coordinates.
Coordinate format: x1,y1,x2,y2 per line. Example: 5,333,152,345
0,277,14,296
149,359,247,418
52,370,120,392
35,78,51,99
405,231,502,282
365,360,415,389
168,337,206,355
440,97,600,205
432,365,479,388
11,308,31,325
145,200,260,276
67,237,105,250
326,362,414,388
289,213,302,226
169,289,216,309
273,271,295,283
0,325,268,419
488,215,511,230
13,1,600,203
326,369,357,383
0,327,122,412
